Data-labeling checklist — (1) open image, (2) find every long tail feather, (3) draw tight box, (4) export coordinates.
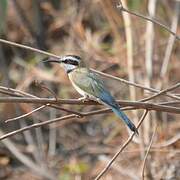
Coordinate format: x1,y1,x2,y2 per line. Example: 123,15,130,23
111,107,138,134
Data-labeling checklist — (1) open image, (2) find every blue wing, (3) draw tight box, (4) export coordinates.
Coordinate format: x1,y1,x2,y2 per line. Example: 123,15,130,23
88,72,118,108
88,71,138,134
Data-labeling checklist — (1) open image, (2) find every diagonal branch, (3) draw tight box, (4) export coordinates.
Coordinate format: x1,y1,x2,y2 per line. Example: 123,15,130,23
141,125,157,179
0,107,151,141
95,110,149,180
117,1,180,40
5,105,47,122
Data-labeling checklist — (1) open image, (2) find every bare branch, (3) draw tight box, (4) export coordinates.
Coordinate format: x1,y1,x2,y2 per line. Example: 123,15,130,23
141,125,157,179
0,39,59,58
95,110,149,180
93,70,180,100
160,2,180,77
117,1,180,40
0,114,76,141
0,97,179,114
140,83,180,102
34,81,58,101
5,105,47,122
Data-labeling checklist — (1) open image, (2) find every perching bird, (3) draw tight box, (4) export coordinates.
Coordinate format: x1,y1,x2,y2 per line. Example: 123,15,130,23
43,55,138,134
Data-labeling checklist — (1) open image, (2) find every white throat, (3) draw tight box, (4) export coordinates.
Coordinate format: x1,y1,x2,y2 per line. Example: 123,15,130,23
62,64,77,73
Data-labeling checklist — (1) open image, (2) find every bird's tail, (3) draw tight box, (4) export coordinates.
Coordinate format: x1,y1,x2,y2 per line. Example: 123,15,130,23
111,107,138,134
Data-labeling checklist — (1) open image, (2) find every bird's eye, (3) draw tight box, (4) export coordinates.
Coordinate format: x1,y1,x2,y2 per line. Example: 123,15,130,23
63,59,79,66
63,59,68,63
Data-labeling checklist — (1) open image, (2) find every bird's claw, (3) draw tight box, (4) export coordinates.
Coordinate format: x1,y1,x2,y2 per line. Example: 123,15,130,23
78,96,89,103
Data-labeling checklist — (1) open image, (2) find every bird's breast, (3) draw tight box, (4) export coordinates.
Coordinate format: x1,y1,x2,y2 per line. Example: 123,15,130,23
68,70,87,97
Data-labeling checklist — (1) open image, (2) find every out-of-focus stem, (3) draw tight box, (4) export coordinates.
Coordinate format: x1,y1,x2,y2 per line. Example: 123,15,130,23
160,2,180,79
121,0,139,144
144,0,157,144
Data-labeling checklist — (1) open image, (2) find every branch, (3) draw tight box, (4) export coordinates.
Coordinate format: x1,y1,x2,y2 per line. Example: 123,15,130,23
5,105,47,122
140,83,180,102
160,2,180,77
117,1,180,40
94,110,149,180
0,114,76,141
0,97,179,114
93,70,180,100
141,125,157,179
0,39,179,100
0,39,58,58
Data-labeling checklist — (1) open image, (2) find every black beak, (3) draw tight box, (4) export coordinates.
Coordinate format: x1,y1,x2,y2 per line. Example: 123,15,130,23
42,57,61,64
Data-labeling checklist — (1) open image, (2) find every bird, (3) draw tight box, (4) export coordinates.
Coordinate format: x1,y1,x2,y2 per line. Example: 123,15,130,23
43,55,138,134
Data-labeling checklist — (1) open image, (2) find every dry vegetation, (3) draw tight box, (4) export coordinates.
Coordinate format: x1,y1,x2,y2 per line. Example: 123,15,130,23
0,0,179,180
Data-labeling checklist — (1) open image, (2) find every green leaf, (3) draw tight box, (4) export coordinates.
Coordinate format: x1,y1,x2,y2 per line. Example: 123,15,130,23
0,0,8,33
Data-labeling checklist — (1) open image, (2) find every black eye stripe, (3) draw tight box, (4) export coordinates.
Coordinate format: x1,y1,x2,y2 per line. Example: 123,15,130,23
63,59,79,65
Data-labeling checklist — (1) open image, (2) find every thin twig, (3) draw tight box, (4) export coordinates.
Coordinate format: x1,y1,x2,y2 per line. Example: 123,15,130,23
160,2,180,77
0,108,148,141
93,70,180,101
1,85,83,122
0,86,38,98
0,114,76,141
117,1,180,40
159,101,180,106
5,105,47,122
49,104,83,117
140,83,180,102
4,103,83,123
0,39,59,58
121,0,138,129
99,156,139,180
0,89,22,97
94,110,149,180
34,81,58,101
141,125,157,180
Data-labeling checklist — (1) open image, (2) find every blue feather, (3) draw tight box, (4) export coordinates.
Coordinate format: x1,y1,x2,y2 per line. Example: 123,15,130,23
98,90,138,134
111,107,138,134
98,90,118,108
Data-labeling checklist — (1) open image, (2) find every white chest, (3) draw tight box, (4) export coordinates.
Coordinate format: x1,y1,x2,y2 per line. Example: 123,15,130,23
70,79,86,97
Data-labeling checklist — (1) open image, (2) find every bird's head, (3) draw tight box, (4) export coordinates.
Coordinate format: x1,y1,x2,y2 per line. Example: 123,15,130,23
43,55,84,73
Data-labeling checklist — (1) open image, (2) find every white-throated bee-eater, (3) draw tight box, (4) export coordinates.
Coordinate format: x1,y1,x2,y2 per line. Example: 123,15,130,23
43,55,138,134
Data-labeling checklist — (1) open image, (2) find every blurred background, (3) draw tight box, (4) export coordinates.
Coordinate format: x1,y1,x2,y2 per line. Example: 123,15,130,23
0,0,179,179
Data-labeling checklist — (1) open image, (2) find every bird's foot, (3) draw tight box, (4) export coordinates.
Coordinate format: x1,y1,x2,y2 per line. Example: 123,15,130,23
134,128,139,136
78,96,89,103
